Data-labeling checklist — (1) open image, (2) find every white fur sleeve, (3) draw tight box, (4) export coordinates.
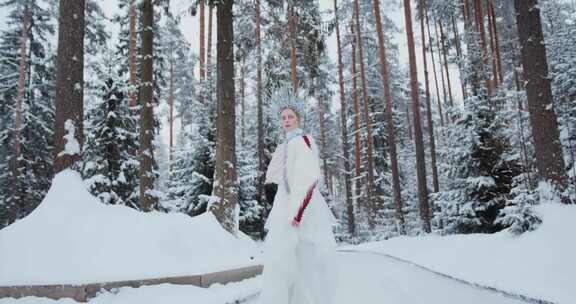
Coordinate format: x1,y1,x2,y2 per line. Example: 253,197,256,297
286,136,321,222
265,143,284,184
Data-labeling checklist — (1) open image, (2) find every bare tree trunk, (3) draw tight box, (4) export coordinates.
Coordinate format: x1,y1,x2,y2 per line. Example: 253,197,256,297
352,0,378,227
169,60,175,171
207,6,213,102
514,0,569,196
334,0,355,235
54,0,85,173
255,0,265,221
425,7,445,127
212,0,238,232
403,0,431,232
486,0,499,88
288,0,298,93
433,18,449,119
406,104,412,141
199,0,206,81
350,22,364,224
419,0,439,193
474,0,492,96
451,12,468,101
138,0,157,211
488,0,503,88
240,58,246,146
438,20,454,108
129,0,137,107
318,94,330,195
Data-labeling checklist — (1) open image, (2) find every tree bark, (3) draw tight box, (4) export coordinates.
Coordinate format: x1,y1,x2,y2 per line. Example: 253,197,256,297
54,0,85,173
129,0,137,107
487,0,503,88
514,0,568,195
425,7,445,127
207,5,213,102
240,58,246,146
212,0,238,232
138,0,157,211
433,18,448,119
474,0,492,96
349,22,363,224
318,94,329,195
438,20,454,108
403,0,431,232
199,0,206,81
451,12,468,101
334,0,355,235
169,59,175,171
255,0,266,223
486,0,499,88
419,0,439,193
352,0,378,227
288,0,298,93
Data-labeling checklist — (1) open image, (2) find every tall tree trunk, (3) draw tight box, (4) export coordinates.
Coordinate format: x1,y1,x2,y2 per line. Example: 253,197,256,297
425,7,445,127
406,104,412,141
255,0,266,229
350,22,363,224
207,5,213,102
352,0,378,227
419,0,439,193
438,20,454,108
403,0,431,232
54,0,85,173
514,0,568,196
318,94,329,193
129,0,137,107
451,12,468,101
240,58,246,146
139,0,157,211
212,0,238,232
474,0,492,96
288,0,298,93
485,0,499,88
169,60,175,171
334,0,355,235
433,18,448,119
199,0,206,81
487,0,503,88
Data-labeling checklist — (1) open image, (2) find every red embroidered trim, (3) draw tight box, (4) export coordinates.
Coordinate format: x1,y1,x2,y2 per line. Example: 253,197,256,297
302,135,311,149
294,181,317,223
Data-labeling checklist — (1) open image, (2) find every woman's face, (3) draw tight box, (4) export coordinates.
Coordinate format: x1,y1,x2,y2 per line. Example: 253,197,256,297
280,108,299,132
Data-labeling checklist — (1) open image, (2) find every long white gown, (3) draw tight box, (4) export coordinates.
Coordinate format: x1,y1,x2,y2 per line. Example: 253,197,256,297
259,129,338,304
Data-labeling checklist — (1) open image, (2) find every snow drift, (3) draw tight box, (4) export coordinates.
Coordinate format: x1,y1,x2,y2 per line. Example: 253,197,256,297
353,203,576,304
0,170,259,286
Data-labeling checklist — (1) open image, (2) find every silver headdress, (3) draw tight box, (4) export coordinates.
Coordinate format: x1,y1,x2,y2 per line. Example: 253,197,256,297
265,84,308,120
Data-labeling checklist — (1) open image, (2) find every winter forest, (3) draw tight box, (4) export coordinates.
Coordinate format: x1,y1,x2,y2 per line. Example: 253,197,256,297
0,0,575,303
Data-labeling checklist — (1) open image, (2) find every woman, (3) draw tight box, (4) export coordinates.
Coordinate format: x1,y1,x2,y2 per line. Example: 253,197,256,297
259,88,338,304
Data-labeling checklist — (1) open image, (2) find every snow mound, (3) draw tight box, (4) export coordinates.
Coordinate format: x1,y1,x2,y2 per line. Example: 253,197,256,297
352,203,576,304
0,170,259,286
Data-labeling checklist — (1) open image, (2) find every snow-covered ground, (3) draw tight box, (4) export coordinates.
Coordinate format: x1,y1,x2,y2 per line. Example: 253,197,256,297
0,251,529,304
0,170,260,286
349,203,576,304
1,170,573,303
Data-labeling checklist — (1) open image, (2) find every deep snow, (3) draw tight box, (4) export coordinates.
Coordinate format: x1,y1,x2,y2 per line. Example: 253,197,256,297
0,170,260,286
349,203,576,304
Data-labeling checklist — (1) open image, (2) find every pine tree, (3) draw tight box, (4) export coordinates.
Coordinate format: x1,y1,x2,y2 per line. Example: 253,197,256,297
0,0,56,226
